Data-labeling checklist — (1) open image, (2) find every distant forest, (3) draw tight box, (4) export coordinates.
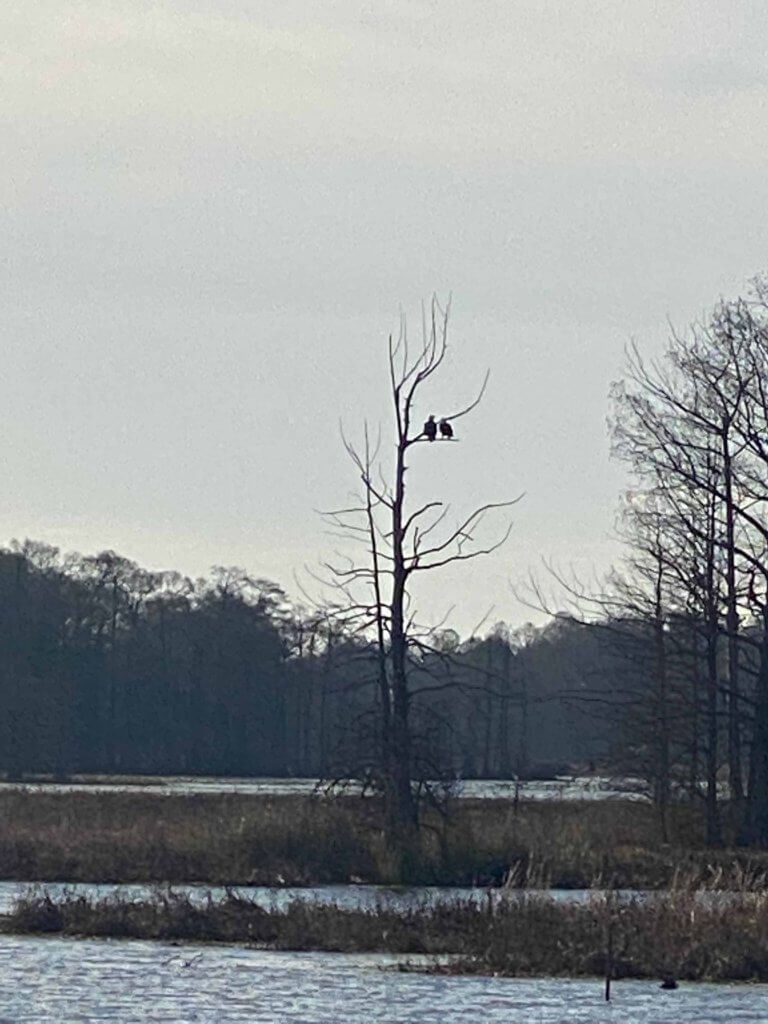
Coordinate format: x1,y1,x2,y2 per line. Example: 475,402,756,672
0,540,626,782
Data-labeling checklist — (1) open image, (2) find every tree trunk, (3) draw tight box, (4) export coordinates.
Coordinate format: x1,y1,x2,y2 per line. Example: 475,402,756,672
687,628,700,803
652,577,670,844
386,440,417,840
743,605,768,845
722,429,744,805
497,642,512,777
518,672,529,778
703,471,722,845
704,619,722,845
482,644,493,776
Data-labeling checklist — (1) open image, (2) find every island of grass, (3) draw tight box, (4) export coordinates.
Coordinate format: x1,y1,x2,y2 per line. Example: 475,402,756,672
0,787,763,888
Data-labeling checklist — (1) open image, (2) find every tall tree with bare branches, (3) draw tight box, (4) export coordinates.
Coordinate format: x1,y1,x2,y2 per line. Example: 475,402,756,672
610,284,768,843
320,299,520,844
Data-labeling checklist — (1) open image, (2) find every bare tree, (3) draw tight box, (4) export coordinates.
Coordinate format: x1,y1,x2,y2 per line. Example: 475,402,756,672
320,299,520,844
609,286,768,843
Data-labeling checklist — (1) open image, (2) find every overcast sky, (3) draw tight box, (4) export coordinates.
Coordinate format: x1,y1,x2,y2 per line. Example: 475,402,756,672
3,1,768,632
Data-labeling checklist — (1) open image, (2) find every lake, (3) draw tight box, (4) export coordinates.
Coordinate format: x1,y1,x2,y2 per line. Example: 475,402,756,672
0,880,630,916
0,773,649,801
1,935,764,1023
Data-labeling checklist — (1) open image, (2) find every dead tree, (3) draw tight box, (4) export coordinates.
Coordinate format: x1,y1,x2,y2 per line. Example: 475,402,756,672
320,298,520,844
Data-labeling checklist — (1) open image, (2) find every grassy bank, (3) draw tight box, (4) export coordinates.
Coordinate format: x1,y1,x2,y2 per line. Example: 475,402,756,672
8,885,768,982
0,787,762,887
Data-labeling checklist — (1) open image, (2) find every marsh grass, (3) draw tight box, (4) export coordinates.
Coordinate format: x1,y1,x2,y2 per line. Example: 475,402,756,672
0,788,765,887
10,875,768,981
445,884,768,981
0,791,380,884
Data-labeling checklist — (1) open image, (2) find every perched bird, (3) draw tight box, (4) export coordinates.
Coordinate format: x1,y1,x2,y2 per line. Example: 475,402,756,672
439,418,454,439
423,415,437,442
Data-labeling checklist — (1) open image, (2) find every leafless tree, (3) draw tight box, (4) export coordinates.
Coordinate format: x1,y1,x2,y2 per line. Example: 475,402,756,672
609,285,768,844
319,298,521,844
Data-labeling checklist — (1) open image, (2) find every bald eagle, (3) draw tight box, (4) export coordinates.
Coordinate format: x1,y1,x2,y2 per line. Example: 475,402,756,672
439,419,454,439
423,415,437,442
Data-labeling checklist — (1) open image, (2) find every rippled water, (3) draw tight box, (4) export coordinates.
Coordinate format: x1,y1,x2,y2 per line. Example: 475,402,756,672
0,880,614,917
11,880,757,922
0,774,649,801
1,935,764,1023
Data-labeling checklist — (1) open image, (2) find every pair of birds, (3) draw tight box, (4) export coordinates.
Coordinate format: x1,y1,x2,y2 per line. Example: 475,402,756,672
423,415,453,441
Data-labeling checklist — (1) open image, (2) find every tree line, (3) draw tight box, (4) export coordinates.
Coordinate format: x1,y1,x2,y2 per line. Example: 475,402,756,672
0,539,620,783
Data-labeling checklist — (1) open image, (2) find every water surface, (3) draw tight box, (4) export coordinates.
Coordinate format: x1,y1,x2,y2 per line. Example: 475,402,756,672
1,935,763,1023
0,880,613,917
0,774,649,801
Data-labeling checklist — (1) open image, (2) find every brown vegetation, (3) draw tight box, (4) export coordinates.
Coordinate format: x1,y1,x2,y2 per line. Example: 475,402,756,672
9,881,768,982
0,789,767,888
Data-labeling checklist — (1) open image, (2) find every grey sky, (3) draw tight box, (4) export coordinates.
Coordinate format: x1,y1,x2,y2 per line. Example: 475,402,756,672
3,1,768,632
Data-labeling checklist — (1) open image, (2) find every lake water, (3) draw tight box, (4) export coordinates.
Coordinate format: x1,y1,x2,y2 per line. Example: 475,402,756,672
11,879,758,922
0,880,618,917
0,774,649,801
1,934,764,1023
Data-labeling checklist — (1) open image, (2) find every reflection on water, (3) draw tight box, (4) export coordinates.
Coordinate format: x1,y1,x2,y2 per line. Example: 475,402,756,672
0,934,763,1023
0,774,649,801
